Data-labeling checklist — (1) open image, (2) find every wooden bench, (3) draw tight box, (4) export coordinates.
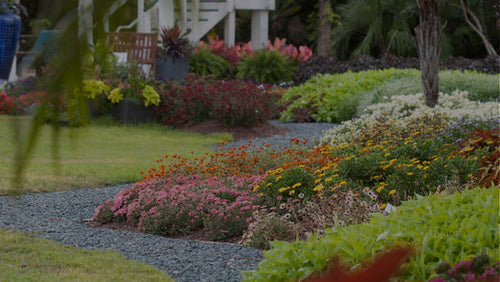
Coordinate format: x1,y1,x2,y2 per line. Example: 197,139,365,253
106,32,158,75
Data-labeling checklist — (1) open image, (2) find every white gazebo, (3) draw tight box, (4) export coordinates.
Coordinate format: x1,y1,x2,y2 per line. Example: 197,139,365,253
78,0,275,49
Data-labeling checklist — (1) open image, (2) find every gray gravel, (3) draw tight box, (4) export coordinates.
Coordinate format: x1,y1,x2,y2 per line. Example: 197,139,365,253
0,121,337,281
218,120,338,150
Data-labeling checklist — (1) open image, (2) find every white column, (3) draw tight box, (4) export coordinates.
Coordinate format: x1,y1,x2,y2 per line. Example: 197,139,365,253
158,0,175,30
251,10,268,50
224,0,235,46
78,0,93,44
8,56,18,81
137,0,147,32
180,0,188,33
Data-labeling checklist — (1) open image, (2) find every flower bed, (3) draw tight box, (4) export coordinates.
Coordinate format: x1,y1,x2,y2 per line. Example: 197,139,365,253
94,89,499,268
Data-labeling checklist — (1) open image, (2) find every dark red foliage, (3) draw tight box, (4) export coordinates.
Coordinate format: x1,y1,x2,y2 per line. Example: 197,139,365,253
304,246,414,282
457,128,500,187
154,74,282,128
0,91,46,115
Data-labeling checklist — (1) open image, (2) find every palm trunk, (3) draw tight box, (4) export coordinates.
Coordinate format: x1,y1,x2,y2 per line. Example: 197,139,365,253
317,0,332,57
415,0,444,108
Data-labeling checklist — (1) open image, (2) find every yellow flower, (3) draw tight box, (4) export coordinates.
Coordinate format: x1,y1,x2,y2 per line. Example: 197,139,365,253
314,178,322,184
266,183,272,187
384,152,391,157
339,181,347,185
325,177,333,183
252,185,259,192
275,176,282,182
389,190,396,195
407,172,414,176
292,183,302,189
423,166,430,170
289,190,295,196
376,186,384,192
279,186,291,193
471,137,483,144
380,203,387,209
313,184,324,192
460,147,474,153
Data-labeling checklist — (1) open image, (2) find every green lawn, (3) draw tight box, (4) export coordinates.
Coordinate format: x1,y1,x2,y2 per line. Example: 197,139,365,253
0,229,174,281
0,115,230,195
0,115,231,280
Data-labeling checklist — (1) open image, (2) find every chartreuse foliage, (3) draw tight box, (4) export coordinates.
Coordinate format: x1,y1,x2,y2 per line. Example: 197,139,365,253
281,69,500,123
280,69,417,123
243,187,499,281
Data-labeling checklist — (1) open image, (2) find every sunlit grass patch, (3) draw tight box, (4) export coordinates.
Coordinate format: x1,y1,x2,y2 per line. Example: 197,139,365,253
0,229,173,281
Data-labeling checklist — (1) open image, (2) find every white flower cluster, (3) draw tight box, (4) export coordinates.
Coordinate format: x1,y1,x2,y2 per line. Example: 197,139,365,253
320,90,499,144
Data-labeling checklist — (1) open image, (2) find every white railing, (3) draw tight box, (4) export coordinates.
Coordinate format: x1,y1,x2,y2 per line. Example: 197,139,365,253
101,0,275,48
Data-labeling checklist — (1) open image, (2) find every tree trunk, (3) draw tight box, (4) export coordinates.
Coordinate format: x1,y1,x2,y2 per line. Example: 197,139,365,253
415,0,444,108
458,0,497,57
317,0,332,57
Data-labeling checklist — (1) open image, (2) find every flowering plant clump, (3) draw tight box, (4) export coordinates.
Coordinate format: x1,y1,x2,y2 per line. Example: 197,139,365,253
154,74,282,127
430,253,500,282
0,91,46,115
266,37,313,62
321,90,499,145
196,36,252,66
93,174,265,240
196,36,312,67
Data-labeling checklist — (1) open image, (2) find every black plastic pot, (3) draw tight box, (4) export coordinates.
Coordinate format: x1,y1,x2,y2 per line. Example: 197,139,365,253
155,57,189,81
111,99,153,124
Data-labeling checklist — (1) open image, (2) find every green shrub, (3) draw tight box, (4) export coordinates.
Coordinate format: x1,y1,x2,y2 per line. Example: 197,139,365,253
237,50,295,84
356,70,500,115
189,48,231,79
280,68,416,123
243,187,499,281
281,69,499,123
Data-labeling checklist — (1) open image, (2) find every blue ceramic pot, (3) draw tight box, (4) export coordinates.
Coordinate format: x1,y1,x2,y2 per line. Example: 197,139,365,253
0,12,21,80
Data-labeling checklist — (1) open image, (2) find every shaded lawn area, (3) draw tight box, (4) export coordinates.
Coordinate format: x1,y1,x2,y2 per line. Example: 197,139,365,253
0,115,230,195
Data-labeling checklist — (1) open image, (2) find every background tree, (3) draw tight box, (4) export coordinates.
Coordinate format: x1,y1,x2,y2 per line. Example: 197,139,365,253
415,0,444,108
317,0,333,56
330,0,498,59
453,0,497,56
331,0,419,59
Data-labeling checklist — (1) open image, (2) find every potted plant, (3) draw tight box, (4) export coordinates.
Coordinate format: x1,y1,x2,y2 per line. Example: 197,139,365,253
155,21,193,81
107,63,160,123
0,0,27,80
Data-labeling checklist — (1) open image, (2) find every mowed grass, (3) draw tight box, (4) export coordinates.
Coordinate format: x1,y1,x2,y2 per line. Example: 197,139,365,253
0,229,173,281
0,115,230,195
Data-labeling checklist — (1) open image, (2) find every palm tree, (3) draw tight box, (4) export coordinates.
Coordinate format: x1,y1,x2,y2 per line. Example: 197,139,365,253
331,0,418,58
415,0,444,108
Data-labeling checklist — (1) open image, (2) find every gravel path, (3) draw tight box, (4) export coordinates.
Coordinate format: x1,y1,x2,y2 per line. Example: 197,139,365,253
218,121,337,150
0,121,338,281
